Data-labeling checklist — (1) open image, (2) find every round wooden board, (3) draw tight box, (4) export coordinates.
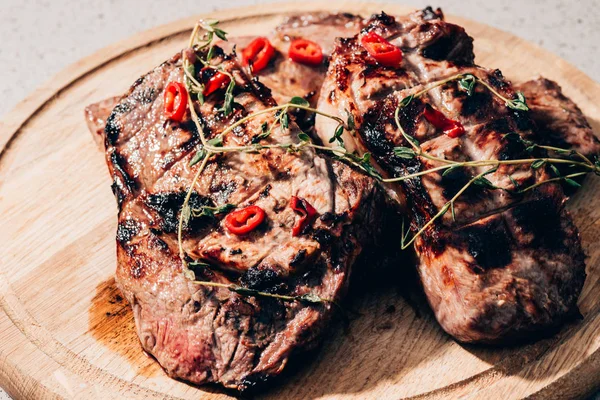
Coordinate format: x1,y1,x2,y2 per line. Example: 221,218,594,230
1,2,599,399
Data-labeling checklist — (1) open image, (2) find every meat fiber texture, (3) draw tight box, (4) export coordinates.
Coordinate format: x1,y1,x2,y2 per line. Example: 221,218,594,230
83,8,598,390
91,35,388,391
315,9,587,343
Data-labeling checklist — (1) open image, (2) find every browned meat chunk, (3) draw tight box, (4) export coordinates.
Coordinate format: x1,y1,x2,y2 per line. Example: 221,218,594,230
97,39,384,390
316,9,586,343
516,77,600,159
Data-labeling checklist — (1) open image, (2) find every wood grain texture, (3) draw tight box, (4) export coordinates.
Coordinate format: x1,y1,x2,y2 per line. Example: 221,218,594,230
0,2,599,399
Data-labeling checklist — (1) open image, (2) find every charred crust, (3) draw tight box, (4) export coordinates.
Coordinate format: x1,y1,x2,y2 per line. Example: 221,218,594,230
370,11,396,26
511,197,565,249
290,249,307,267
240,266,287,293
312,228,333,245
116,219,140,245
461,219,513,272
440,166,485,201
104,102,131,145
249,77,277,108
145,191,213,233
111,178,126,208
489,69,510,90
259,184,272,199
421,6,443,21
238,372,270,393
110,151,137,193
334,64,350,92
132,87,158,105
460,91,494,119
512,109,534,131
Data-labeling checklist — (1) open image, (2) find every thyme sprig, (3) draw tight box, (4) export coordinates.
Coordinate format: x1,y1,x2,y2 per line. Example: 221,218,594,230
390,72,598,248
175,21,366,305
176,21,599,304
192,280,334,305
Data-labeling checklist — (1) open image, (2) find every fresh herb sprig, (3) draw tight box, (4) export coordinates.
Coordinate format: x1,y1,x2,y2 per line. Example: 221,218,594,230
389,72,599,248
177,21,599,302
176,21,367,306
192,280,334,305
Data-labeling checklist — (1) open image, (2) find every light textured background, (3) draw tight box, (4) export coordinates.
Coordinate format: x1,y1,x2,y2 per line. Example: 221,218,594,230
0,0,598,398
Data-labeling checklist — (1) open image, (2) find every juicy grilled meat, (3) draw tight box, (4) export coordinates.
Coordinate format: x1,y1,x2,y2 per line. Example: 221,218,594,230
218,12,366,110
85,96,121,149
516,77,600,159
316,9,586,343
99,47,384,390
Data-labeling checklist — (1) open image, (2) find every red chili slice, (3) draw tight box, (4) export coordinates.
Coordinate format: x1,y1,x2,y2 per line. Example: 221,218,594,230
360,31,403,68
164,82,188,121
290,196,318,237
225,205,265,235
241,37,275,73
288,39,323,66
423,104,465,138
202,68,231,96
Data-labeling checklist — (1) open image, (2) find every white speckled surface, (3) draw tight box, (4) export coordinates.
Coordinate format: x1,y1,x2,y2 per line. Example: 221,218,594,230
0,0,598,398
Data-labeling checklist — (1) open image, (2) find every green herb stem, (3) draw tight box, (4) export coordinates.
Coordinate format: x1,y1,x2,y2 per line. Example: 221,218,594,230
193,280,332,304
401,167,495,249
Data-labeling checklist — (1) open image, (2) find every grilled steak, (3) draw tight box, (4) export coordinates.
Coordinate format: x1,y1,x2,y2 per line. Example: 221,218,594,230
98,43,385,390
85,96,121,149
316,9,586,343
216,12,366,130
516,77,600,159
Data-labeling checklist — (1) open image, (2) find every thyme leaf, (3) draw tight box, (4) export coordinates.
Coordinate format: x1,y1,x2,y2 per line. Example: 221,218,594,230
473,176,498,190
346,110,355,131
298,132,311,142
289,96,310,107
458,74,476,96
442,164,463,177
507,91,529,111
329,124,345,147
192,203,235,218
393,146,417,160
564,178,581,188
189,260,211,269
213,28,228,41
399,95,414,108
299,293,323,304
181,204,192,228
208,136,223,147
281,112,289,130
189,148,207,167
206,45,216,61
531,159,546,169
219,79,236,116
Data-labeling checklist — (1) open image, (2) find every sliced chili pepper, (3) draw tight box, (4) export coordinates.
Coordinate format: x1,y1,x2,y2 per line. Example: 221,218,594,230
225,205,265,235
202,68,231,96
241,37,275,73
360,31,403,68
423,104,465,138
290,196,318,237
164,82,188,121
288,39,323,66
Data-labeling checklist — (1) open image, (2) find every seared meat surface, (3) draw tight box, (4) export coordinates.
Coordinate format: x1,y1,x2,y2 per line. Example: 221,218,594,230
100,45,384,390
85,96,120,149
516,77,600,159
217,12,366,110
84,9,597,388
316,9,586,343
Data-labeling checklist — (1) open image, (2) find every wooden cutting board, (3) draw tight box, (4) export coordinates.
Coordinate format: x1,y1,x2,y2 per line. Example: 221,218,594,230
1,2,599,399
